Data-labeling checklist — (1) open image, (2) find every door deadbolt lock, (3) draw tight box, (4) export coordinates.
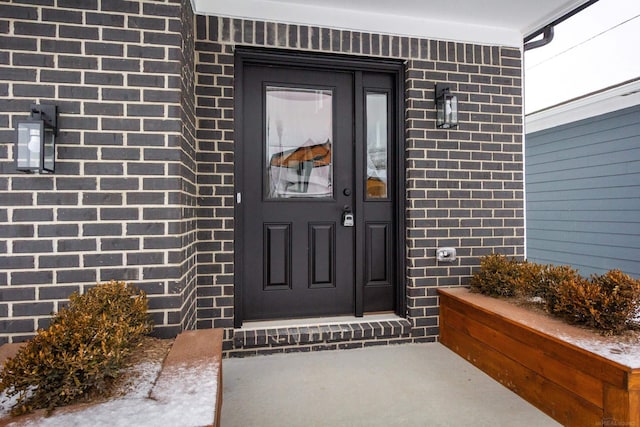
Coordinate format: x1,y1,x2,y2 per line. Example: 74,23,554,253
342,211,354,227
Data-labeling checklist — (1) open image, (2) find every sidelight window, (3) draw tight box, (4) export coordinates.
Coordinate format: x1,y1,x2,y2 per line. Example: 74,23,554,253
365,92,388,199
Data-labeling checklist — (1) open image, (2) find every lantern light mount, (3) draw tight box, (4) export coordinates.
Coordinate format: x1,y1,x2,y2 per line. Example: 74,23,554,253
14,103,58,174
435,84,459,129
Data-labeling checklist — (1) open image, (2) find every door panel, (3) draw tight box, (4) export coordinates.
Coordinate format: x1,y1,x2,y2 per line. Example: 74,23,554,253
309,223,335,288
366,222,390,284
264,223,291,290
243,65,354,320
309,224,336,288
361,73,396,312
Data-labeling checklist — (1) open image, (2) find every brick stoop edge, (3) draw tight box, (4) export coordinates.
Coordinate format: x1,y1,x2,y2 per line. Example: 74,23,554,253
230,318,413,357
150,329,223,427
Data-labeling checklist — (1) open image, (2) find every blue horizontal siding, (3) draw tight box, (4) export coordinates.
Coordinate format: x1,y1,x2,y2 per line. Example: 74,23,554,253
527,247,640,278
527,185,640,202
526,104,640,278
527,219,640,236
528,228,638,249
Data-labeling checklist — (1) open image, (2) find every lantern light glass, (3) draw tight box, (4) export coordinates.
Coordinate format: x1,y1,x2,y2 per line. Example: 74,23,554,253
435,84,459,129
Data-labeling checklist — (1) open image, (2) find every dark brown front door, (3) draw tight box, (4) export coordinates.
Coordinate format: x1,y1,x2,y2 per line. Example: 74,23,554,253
240,60,397,322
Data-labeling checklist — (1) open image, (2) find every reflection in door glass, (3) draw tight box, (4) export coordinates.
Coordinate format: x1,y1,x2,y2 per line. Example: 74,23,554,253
366,93,388,199
266,86,333,199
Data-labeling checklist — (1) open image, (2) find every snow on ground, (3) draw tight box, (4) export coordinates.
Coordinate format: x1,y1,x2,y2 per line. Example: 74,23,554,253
557,334,640,368
537,321,640,369
556,313,640,368
489,296,640,369
0,387,20,418
526,321,640,369
1,357,218,427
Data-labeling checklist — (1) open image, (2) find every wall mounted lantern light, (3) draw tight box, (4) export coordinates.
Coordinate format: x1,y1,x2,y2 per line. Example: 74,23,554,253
15,103,58,173
435,84,458,129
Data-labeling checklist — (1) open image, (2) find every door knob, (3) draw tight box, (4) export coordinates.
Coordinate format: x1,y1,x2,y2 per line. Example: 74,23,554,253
343,188,352,196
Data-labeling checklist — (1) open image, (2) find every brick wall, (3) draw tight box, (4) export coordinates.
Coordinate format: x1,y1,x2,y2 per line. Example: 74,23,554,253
177,0,197,332
193,18,525,346
0,0,196,342
404,51,524,338
193,19,235,334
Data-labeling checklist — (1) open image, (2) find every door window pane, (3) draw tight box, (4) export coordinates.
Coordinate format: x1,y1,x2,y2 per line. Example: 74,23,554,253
366,92,388,199
266,86,333,199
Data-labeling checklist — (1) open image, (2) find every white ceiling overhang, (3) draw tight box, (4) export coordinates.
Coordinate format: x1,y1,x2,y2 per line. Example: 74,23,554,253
191,0,594,47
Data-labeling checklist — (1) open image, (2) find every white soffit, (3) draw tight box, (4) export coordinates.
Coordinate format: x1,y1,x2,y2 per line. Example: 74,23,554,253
525,79,640,134
191,0,592,47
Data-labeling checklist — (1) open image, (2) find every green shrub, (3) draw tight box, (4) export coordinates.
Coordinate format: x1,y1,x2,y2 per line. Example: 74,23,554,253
548,270,640,334
0,281,152,416
469,253,523,297
470,255,640,335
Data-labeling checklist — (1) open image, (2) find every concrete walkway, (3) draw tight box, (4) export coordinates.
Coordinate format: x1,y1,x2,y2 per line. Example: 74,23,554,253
222,342,560,427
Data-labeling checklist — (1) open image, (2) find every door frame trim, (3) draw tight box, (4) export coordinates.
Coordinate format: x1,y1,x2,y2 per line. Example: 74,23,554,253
234,47,406,327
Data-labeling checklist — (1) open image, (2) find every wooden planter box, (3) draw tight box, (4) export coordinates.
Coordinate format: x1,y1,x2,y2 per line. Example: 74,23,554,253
439,287,640,427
